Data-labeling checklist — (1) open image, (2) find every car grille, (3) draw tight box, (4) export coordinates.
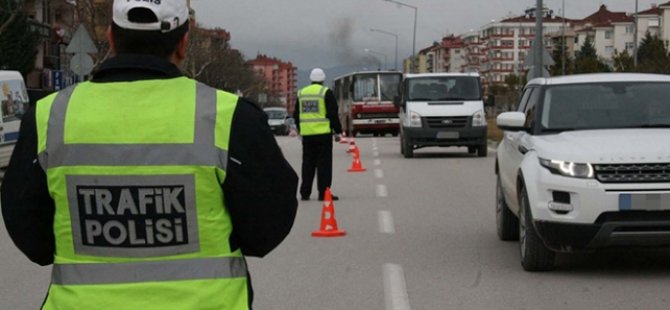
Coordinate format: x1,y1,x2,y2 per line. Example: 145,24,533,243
424,116,469,129
358,113,398,119
594,163,670,183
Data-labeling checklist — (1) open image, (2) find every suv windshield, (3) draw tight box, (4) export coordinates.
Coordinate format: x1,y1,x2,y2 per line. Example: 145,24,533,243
408,76,481,101
540,82,670,132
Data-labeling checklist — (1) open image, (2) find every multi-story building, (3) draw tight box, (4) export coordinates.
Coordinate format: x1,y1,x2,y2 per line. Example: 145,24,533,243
573,5,634,64
413,35,466,73
462,31,486,73
248,54,297,109
476,7,568,87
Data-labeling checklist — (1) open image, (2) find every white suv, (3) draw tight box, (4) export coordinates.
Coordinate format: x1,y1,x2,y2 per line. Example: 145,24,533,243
495,73,670,271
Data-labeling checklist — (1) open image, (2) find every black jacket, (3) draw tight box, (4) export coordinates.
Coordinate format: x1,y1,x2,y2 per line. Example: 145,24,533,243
293,82,343,141
1,55,298,267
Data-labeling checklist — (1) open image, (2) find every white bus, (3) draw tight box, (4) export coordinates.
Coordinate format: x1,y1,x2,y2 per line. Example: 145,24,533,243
0,71,29,167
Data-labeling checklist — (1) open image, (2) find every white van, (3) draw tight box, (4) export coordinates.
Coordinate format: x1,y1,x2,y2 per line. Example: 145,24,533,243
0,71,29,167
263,107,290,135
395,73,487,158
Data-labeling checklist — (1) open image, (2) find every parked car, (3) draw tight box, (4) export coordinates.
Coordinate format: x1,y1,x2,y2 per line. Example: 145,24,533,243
264,107,290,135
0,71,29,168
496,73,670,271
395,73,487,158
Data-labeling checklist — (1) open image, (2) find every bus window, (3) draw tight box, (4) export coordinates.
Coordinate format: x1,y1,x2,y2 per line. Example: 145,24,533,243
380,74,401,101
353,74,378,101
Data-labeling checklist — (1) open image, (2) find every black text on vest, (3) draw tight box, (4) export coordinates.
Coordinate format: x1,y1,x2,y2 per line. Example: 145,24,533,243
76,186,188,248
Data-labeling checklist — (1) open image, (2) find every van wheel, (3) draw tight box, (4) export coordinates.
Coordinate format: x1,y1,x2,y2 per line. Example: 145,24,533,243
468,147,476,154
519,184,555,271
400,135,405,155
402,134,413,158
477,144,488,157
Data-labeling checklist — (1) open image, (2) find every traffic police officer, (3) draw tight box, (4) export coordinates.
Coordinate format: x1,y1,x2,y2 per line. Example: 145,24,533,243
293,68,343,201
0,0,298,309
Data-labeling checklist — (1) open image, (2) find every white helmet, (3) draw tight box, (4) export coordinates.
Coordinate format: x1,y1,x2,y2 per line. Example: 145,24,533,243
310,68,326,82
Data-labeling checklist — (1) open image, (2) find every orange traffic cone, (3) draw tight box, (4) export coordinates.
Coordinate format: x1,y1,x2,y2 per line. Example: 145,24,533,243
312,188,346,238
346,138,356,153
348,147,367,172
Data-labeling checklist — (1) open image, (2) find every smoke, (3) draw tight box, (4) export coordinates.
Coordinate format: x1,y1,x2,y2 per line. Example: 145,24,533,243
328,18,383,69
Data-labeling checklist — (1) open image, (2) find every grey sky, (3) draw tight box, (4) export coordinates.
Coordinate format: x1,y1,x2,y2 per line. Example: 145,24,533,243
192,0,661,70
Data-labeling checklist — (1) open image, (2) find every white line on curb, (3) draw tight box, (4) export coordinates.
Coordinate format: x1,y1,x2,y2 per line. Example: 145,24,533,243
378,210,396,234
375,169,384,179
384,264,412,310
376,184,388,197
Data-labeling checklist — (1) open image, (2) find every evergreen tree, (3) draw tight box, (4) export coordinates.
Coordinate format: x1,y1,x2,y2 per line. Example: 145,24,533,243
574,37,610,74
612,50,635,72
549,37,574,76
637,32,670,74
0,1,39,75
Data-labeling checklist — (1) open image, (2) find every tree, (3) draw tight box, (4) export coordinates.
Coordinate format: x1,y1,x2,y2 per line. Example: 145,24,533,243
184,26,266,102
67,1,113,67
612,50,634,72
574,37,610,74
549,37,574,76
0,0,39,75
637,32,670,74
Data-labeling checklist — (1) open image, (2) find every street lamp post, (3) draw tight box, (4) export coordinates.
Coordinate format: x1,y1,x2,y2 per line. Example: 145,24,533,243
534,0,544,79
365,49,388,70
370,28,399,71
382,0,418,73
634,0,639,68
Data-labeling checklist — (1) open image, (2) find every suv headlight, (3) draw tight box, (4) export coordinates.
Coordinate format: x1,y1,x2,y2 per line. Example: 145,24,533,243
409,111,422,127
539,158,594,179
472,110,486,127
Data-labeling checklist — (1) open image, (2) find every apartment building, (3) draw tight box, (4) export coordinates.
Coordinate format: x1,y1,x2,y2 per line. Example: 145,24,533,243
248,54,297,108
573,5,634,64
413,35,466,73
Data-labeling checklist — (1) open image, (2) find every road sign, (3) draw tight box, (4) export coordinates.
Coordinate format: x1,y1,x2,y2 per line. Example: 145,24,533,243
70,53,94,77
66,25,98,54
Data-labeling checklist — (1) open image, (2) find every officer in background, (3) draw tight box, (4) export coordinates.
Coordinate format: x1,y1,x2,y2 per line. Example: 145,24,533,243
293,68,343,201
0,1,297,309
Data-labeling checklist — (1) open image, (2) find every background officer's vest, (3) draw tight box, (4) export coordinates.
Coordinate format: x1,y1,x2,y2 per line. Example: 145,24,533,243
298,84,331,136
35,77,249,310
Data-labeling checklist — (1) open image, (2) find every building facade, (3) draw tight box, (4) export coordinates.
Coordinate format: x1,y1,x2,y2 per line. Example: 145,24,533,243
248,54,297,109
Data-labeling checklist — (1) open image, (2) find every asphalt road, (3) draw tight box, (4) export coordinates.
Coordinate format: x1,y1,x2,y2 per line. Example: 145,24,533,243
2,136,670,309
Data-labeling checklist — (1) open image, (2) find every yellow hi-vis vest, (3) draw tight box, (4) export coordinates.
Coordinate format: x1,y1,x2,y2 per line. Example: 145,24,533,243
35,77,249,310
298,84,331,136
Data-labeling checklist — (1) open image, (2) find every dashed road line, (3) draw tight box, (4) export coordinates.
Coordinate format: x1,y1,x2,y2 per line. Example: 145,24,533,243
376,184,388,197
383,264,412,310
373,151,380,157
374,159,382,166
374,169,384,179
378,210,396,234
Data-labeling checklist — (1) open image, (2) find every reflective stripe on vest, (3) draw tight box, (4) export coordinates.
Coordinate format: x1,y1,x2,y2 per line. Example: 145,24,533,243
298,85,331,136
52,257,247,285
38,83,227,170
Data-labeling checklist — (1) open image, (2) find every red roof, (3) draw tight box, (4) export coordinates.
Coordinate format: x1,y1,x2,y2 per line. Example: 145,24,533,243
580,5,633,27
501,15,572,24
637,6,663,16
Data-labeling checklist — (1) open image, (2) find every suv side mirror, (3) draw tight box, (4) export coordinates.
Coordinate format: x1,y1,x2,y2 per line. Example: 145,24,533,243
497,112,528,131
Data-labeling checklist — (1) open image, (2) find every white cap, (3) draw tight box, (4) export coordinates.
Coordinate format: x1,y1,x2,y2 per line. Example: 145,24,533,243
310,68,326,82
113,0,189,33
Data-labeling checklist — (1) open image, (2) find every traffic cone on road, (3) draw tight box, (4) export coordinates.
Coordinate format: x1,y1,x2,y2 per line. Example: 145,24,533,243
348,147,367,172
312,188,346,238
346,138,356,154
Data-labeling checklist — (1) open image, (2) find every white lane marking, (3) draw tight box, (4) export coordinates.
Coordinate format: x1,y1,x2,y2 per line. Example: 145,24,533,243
375,169,384,179
374,159,382,166
384,264,412,310
376,184,388,197
378,210,396,234
373,146,379,151
373,151,380,157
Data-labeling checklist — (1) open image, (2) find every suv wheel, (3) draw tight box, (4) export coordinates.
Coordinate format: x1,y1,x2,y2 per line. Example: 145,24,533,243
496,175,519,241
468,146,476,154
400,135,405,155
519,184,555,271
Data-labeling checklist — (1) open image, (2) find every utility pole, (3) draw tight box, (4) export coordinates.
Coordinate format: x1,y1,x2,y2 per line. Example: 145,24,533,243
562,0,566,76
383,0,418,73
534,0,544,79
634,0,639,68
